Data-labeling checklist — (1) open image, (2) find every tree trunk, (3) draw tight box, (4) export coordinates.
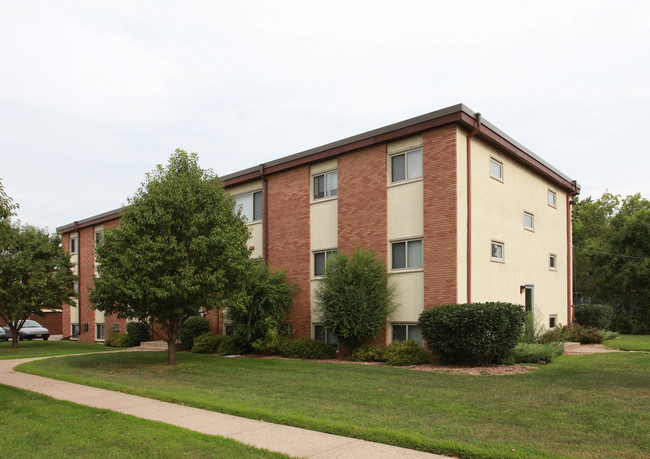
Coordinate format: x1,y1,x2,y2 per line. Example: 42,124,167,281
166,321,178,366
11,329,18,349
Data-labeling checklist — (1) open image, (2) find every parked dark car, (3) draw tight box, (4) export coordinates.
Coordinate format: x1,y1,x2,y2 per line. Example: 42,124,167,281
0,327,7,342
3,320,50,340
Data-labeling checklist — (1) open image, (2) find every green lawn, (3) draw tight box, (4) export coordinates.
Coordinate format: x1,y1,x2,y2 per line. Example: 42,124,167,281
0,384,285,458
0,340,116,359
603,334,650,351
18,352,650,459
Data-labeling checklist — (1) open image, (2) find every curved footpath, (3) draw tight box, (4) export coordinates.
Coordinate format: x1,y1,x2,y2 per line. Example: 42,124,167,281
0,352,447,459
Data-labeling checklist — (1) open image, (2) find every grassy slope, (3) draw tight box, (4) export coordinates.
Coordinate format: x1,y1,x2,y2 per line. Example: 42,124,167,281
603,334,650,351
0,340,117,359
19,352,650,459
0,384,286,458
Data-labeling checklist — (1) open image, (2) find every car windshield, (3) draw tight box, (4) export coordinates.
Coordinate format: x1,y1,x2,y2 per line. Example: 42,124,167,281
22,320,42,328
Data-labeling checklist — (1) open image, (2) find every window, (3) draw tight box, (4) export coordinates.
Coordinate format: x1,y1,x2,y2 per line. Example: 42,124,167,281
96,323,105,340
314,250,336,277
314,325,338,349
549,315,557,329
95,231,103,245
225,324,234,337
548,190,557,207
524,284,534,313
549,253,557,271
391,324,424,346
235,191,263,223
71,323,80,338
73,281,79,293
391,148,422,183
391,239,423,269
313,171,337,200
280,322,292,334
70,237,78,253
113,323,120,332
491,240,504,262
490,158,503,181
524,212,534,231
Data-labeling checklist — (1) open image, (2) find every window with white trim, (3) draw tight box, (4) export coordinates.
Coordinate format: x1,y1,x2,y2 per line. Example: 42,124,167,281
96,323,105,341
549,253,557,271
548,189,557,207
70,237,78,253
314,324,338,349
391,323,424,347
490,158,503,181
313,171,337,200
390,148,422,183
524,212,534,231
549,315,557,329
391,239,423,269
314,250,336,277
235,191,263,223
491,240,504,262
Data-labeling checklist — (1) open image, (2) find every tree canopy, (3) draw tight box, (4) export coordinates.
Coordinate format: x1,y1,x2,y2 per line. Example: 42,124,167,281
0,224,76,348
89,150,251,364
0,178,18,222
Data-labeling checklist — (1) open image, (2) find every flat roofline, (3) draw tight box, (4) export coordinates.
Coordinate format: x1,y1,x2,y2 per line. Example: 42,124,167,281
56,207,124,233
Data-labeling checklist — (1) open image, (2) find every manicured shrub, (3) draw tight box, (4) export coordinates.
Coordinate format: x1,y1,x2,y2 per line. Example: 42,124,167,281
192,332,229,354
278,337,336,360
419,302,526,366
251,327,285,355
179,316,211,351
539,324,604,344
126,321,150,346
507,343,564,364
105,332,131,348
600,330,620,341
575,304,614,330
384,340,431,366
350,343,386,362
612,304,650,334
216,336,239,356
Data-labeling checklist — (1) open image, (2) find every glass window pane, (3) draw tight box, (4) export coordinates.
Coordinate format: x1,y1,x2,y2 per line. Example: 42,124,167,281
548,191,556,206
314,325,326,342
235,194,253,222
490,159,502,179
327,171,337,197
407,240,423,268
314,252,326,276
392,242,406,269
392,324,406,342
391,154,405,182
407,149,422,179
253,191,263,221
524,213,533,229
327,332,338,345
408,325,424,347
491,243,503,259
314,175,325,199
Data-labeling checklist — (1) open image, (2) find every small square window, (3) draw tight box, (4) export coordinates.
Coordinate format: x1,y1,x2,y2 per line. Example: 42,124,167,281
549,254,557,271
490,158,503,181
524,212,534,231
391,148,422,183
235,191,263,223
548,190,557,208
491,240,504,262
391,239,423,270
313,171,338,200
314,325,338,348
113,323,120,332
549,315,557,329
314,250,336,277
70,237,78,253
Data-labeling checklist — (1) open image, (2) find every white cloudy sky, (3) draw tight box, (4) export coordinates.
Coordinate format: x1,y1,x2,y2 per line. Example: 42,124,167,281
1,0,649,231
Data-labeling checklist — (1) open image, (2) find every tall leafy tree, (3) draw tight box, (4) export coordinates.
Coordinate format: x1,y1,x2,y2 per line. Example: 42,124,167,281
0,178,18,221
314,247,396,351
90,150,251,365
0,224,76,349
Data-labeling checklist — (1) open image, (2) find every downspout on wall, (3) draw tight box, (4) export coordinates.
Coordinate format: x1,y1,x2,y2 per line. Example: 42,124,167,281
466,113,481,303
259,164,269,263
567,182,580,323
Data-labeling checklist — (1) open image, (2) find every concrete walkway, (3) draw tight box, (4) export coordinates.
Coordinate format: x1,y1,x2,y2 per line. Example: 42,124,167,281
0,355,447,459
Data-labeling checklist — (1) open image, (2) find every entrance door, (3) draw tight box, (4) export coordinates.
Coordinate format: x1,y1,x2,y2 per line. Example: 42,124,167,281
524,284,534,313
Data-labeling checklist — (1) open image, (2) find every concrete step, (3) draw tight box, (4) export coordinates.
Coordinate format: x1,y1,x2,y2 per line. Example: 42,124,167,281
563,342,581,350
138,340,185,351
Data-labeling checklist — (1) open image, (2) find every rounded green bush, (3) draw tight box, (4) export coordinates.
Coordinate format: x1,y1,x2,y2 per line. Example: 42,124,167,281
350,343,386,362
192,332,228,354
217,336,239,356
384,340,430,366
419,302,526,365
105,332,131,348
575,304,614,330
179,316,211,350
126,321,150,346
278,337,336,359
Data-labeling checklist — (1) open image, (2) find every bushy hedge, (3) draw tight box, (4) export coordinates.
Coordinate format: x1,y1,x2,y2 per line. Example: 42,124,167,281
179,316,211,350
539,324,604,344
252,328,335,359
126,321,150,346
105,332,131,348
192,332,230,354
350,343,386,362
506,343,564,364
419,302,526,365
575,304,614,330
384,340,431,366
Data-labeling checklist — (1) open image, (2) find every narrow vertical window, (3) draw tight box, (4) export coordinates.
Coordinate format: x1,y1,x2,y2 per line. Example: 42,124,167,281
490,158,503,181
524,212,534,231
549,254,557,271
548,190,557,207
491,240,504,262
524,285,534,313
313,171,337,200
70,237,78,253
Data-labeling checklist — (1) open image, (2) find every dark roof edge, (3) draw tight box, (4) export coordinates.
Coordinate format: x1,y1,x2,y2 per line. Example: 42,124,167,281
56,206,125,233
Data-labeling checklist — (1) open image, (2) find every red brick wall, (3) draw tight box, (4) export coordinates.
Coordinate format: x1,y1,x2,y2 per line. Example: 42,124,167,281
423,125,458,307
266,166,311,338
60,232,72,336
30,312,62,335
77,225,96,342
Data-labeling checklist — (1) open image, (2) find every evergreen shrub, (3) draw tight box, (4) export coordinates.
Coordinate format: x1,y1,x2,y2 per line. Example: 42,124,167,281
350,343,386,362
179,316,211,350
105,332,131,348
126,321,150,346
192,332,229,354
507,343,564,364
384,340,431,366
575,304,614,330
539,324,604,344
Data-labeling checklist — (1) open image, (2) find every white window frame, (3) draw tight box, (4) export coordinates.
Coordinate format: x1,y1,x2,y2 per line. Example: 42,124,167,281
391,323,424,347
312,170,338,201
490,157,503,182
313,249,336,278
390,238,423,271
524,211,534,231
549,253,557,271
234,190,263,223
548,189,557,208
313,324,338,350
389,148,423,184
491,240,504,263
549,315,558,329
96,323,105,341
70,237,78,253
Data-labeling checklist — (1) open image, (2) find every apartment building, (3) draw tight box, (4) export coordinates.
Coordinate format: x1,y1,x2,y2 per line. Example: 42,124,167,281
57,104,579,343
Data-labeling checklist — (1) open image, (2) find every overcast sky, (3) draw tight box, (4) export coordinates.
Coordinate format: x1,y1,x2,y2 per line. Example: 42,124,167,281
1,0,648,232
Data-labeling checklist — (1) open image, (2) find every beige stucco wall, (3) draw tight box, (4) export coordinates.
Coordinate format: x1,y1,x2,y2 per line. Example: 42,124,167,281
386,135,424,324
226,180,264,259
465,134,569,327
456,127,469,303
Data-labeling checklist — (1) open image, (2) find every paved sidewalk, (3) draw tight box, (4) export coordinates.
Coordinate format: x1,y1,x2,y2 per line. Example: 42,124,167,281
0,356,447,458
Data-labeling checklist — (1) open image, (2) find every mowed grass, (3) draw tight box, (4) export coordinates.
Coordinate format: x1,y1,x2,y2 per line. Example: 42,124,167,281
0,384,286,458
0,340,117,359
604,334,650,351
19,352,650,458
